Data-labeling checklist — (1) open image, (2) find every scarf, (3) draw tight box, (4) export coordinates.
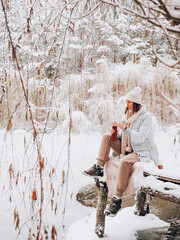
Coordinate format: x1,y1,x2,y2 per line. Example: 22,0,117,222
120,107,144,158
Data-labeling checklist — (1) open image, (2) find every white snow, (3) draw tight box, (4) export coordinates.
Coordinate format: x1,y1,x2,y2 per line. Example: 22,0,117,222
164,0,180,19
107,36,124,45
69,44,82,51
142,175,180,198
97,45,111,54
66,207,169,240
0,129,179,239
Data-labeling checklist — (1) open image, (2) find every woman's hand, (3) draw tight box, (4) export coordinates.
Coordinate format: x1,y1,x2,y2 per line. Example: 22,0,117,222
110,128,115,136
112,122,126,131
110,128,119,136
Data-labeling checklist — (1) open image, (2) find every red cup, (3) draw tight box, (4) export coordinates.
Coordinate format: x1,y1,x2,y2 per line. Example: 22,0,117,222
158,165,163,169
111,126,117,141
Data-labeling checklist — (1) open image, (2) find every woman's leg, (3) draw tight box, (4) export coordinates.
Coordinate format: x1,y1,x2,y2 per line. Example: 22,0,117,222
83,133,120,178
116,153,139,196
105,153,139,217
97,133,121,167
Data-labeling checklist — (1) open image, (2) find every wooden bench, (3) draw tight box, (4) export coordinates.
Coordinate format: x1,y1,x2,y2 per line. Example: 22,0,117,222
95,172,180,238
135,172,180,216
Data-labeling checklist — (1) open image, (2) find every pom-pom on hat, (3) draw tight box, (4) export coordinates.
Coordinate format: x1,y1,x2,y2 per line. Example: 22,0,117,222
126,87,142,104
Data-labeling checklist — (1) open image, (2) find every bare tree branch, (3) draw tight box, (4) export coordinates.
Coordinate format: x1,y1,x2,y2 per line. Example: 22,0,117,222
156,0,180,25
42,1,79,138
0,0,41,153
98,0,180,33
62,2,102,20
150,9,178,60
153,49,180,69
0,1,45,238
159,92,180,112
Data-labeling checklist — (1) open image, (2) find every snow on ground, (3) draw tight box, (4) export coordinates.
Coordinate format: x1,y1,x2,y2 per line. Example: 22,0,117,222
67,207,169,240
0,129,179,239
0,131,100,240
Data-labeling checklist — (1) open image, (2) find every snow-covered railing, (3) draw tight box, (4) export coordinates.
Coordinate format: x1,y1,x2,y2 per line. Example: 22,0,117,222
135,171,180,216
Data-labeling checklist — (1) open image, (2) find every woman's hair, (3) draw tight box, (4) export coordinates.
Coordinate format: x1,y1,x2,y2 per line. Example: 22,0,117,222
125,102,141,114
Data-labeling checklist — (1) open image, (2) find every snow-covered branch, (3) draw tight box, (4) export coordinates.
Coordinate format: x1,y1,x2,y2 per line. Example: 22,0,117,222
62,2,102,20
99,0,180,33
159,92,180,112
96,0,179,67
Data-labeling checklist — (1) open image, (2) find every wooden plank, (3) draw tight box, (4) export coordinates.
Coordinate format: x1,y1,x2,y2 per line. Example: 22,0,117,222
141,187,180,205
143,171,180,185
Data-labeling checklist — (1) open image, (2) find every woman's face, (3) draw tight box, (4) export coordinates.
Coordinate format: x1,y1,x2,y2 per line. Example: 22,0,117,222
126,100,133,111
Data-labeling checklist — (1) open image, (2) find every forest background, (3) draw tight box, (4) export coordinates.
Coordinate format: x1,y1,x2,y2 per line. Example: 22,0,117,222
0,0,179,133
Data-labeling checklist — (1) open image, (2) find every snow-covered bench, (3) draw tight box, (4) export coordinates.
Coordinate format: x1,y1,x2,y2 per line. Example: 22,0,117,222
135,171,180,218
95,156,180,238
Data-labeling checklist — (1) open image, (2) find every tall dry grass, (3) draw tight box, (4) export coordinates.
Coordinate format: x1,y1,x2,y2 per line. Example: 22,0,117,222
0,57,179,133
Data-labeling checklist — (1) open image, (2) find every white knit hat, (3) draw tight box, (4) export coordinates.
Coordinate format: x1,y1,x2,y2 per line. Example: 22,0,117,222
126,87,142,104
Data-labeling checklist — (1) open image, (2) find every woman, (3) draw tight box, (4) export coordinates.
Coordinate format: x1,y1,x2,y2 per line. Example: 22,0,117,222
83,87,161,217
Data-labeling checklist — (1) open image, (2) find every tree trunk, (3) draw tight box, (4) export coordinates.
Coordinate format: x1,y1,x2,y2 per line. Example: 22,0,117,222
95,180,108,238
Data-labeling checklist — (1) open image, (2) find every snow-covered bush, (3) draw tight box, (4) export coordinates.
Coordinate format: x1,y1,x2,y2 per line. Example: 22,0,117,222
0,0,179,133
0,57,179,133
